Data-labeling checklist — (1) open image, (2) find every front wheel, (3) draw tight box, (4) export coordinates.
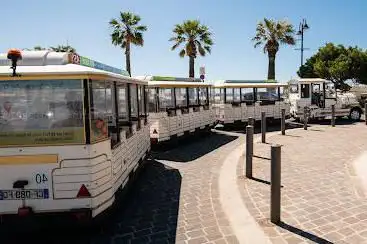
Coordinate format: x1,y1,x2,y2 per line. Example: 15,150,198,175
349,108,361,121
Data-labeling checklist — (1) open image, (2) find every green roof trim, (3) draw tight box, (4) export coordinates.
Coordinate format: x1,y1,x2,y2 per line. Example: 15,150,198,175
152,76,202,82
70,53,130,76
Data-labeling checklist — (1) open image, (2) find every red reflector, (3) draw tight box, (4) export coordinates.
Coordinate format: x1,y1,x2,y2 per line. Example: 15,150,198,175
77,184,91,198
18,207,32,217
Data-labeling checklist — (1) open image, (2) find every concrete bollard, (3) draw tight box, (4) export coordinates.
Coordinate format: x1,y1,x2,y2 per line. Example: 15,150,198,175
331,105,335,127
270,144,281,224
281,109,285,135
261,112,266,143
303,107,308,130
245,125,254,178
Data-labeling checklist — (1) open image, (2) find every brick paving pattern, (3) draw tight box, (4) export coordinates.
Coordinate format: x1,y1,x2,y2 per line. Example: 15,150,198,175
237,122,367,244
153,132,242,244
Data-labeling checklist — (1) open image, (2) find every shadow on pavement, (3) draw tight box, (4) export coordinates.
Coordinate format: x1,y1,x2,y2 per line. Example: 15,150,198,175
216,120,303,135
248,176,284,188
277,221,333,244
0,160,182,244
253,155,271,161
153,131,238,163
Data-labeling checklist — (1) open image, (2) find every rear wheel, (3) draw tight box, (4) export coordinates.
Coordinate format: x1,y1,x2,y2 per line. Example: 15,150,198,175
349,108,361,121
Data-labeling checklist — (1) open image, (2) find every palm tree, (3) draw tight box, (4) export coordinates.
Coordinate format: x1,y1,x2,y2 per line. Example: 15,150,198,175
50,45,76,53
109,12,147,76
252,18,295,80
170,20,213,78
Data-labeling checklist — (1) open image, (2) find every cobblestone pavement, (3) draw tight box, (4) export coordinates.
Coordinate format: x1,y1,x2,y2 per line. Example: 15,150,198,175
152,131,243,244
237,122,367,244
0,130,244,244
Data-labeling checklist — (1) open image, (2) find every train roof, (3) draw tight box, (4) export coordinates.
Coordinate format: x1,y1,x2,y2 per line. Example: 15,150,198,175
292,78,329,83
0,50,145,84
210,79,288,88
136,75,211,88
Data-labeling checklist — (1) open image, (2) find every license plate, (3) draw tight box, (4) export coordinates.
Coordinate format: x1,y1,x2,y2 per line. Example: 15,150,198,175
0,189,49,200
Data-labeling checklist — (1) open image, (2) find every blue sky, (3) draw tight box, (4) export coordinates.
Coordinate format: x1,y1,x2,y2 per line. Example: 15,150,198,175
2,0,366,82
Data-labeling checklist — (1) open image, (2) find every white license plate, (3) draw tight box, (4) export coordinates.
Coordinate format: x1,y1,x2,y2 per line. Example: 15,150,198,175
0,189,49,200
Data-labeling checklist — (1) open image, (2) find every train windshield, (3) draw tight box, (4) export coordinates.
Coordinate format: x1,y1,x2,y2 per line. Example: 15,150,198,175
0,79,85,146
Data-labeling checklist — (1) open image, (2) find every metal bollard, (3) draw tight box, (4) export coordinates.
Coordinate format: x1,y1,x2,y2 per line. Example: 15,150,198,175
281,109,285,135
365,103,367,125
331,105,335,127
270,144,281,224
261,112,266,143
248,117,254,126
245,125,254,178
303,107,308,130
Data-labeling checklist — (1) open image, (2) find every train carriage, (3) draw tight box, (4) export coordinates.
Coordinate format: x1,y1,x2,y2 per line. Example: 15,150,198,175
136,76,216,143
211,80,290,125
0,50,150,220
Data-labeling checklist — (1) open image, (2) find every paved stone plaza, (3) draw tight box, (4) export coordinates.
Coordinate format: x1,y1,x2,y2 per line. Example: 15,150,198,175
238,122,367,244
1,121,367,244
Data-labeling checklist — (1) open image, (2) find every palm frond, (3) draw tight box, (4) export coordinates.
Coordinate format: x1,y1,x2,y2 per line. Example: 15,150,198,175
179,49,186,58
252,18,295,54
170,20,213,59
109,11,147,49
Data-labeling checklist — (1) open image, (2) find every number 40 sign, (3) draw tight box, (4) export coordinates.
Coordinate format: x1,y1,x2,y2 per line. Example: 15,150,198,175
34,172,49,185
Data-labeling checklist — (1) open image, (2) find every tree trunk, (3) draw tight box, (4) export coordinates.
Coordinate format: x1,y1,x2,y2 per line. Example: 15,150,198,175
125,42,131,77
267,52,276,80
189,56,195,78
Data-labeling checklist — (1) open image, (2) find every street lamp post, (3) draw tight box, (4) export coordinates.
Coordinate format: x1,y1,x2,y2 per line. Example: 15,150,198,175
297,19,309,67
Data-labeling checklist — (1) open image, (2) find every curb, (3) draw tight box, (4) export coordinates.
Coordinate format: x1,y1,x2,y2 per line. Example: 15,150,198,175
218,127,311,244
219,134,274,244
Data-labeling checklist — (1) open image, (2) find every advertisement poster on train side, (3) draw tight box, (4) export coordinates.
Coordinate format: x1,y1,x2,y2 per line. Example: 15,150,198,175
0,128,85,146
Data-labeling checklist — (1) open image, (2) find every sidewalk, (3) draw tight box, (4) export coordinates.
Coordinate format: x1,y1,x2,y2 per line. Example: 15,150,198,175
237,122,367,244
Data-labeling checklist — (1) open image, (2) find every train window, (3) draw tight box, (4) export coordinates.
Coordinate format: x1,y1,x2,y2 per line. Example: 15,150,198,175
213,88,222,104
199,87,208,105
116,83,132,138
143,85,148,123
289,84,298,93
106,82,119,147
301,84,310,98
257,88,278,101
233,88,241,103
148,88,158,112
188,88,199,106
241,88,254,104
117,84,128,121
225,88,233,103
130,84,138,120
159,88,175,110
89,80,108,143
175,88,187,107
138,85,145,117
106,82,114,125
279,87,285,100
0,79,84,146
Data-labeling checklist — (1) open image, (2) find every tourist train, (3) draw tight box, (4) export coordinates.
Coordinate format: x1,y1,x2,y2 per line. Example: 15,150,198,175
210,79,290,124
0,49,291,220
